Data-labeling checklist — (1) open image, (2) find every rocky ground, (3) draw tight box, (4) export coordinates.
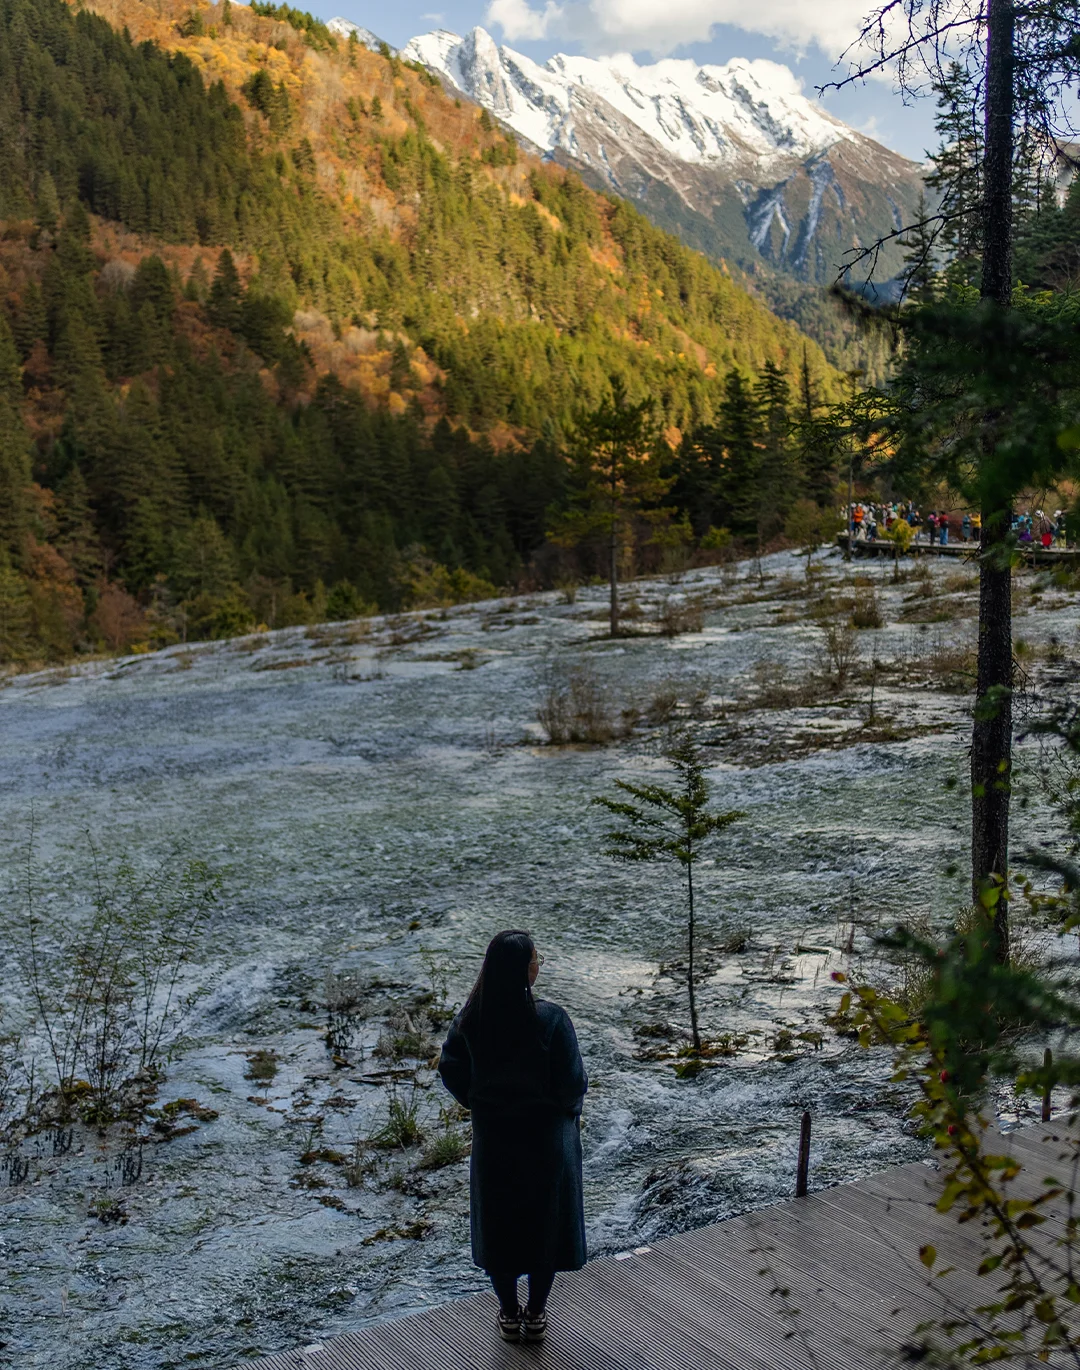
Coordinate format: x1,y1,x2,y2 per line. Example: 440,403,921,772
1,547,1077,1369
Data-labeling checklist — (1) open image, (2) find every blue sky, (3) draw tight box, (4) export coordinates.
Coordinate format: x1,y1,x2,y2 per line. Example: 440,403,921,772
325,0,940,161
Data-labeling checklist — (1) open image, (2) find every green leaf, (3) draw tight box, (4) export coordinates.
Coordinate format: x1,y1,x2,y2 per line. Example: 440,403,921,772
919,1244,937,1269
1057,425,1080,451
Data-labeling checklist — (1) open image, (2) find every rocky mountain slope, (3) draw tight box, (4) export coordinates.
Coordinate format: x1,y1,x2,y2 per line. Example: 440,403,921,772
0,0,843,664
338,22,926,289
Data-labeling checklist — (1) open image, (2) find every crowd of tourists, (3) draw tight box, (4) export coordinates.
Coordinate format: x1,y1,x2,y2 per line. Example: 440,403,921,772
848,502,1070,548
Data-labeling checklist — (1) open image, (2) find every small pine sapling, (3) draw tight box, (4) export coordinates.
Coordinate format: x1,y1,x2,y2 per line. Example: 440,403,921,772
594,734,743,1054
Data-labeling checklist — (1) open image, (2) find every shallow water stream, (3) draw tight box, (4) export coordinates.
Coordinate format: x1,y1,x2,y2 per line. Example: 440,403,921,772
1,550,1075,1368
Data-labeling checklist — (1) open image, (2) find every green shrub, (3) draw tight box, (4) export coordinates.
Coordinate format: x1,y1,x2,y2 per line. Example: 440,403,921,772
419,1129,468,1169
371,1094,423,1150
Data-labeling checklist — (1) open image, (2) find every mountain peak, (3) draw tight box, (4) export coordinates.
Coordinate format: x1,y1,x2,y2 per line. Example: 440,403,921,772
402,30,853,169
327,16,389,52
401,25,924,285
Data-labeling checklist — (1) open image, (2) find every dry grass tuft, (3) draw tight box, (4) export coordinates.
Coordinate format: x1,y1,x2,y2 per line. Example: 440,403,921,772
537,668,628,744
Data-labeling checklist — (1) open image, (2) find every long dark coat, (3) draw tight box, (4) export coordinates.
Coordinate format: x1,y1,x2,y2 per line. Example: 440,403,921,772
438,998,588,1275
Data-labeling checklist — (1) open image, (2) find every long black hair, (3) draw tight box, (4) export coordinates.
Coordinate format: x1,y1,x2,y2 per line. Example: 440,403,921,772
459,930,538,1051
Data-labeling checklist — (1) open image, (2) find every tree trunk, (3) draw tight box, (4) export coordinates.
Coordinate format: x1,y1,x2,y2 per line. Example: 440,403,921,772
686,857,701,1053
981,0,1014,311
972,507,1012,959
972,0,1015,961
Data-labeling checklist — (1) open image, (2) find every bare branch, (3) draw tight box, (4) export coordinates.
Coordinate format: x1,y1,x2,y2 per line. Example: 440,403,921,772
824,16,982,93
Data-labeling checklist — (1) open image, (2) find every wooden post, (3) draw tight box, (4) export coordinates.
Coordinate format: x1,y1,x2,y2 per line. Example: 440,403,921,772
796,1111,811,1198
1042,1047,1053,1122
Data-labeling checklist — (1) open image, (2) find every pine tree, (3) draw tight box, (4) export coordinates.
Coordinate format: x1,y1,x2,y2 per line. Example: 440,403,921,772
54,465,103,585
830,0,1080,958
794,337,833,509
799,345,818,423
170,513,238,600
0,0,848,665
389,340,412,392
713,369,761,535
750,361,793,558
13,281,46,362
207,250,243,333
549,378,671,636
900,190,939,304
0,312,20,408
184,258,211,304
0,313,32,556
35,171,60,235
798,419,841,509
925,61,982,288
131,256,176,327
594,734,744,1055
0,550,34,664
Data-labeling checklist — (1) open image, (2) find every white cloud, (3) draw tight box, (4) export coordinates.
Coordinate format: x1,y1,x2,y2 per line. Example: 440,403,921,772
486,0,872,56
487,0,565,42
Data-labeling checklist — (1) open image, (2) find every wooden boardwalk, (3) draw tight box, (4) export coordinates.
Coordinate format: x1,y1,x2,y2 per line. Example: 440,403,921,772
837,532,1080,564
249,1117,1079,1370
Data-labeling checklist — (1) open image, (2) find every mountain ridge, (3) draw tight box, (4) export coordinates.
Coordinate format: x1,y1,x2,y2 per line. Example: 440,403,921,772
346,20,925,289
0,0,845,666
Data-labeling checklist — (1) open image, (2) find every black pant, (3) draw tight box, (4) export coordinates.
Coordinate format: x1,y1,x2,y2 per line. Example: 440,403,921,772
489,1269,556,1316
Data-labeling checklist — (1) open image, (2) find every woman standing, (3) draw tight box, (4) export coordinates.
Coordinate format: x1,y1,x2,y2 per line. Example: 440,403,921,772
438,931,588,1344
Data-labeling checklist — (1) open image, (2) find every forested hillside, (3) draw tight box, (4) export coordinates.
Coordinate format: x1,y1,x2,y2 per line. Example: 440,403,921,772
0,0,840,662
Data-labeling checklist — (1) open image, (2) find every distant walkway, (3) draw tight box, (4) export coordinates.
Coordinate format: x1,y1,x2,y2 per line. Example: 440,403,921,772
248,1117,1077,1370
838,533,1080,564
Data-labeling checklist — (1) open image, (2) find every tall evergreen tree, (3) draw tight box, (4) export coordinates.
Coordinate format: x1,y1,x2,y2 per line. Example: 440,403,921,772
900,190,940,304
549,378,670,636
832,0,1080,959
54,466,103,586
170,513,239,600
0,314,32,558
35,171,60,236
750,361,794,554
799,344,818,423
925,61,983,288
713,369,761,535
0,551,34,664
208,250,243,333
13,281,46,363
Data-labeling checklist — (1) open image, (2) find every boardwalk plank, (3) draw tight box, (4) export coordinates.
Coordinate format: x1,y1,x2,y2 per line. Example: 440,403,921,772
631,1233,915,1369
247,1118,1080,1370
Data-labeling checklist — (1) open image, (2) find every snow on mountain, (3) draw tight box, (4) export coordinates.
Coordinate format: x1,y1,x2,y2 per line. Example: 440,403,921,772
326,16,386,52
391,25,925,286
402,27,850,174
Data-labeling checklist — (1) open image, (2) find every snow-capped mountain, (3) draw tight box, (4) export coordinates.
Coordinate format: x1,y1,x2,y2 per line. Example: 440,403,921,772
327,16,384,52
405,28,850,172
391,26,926,286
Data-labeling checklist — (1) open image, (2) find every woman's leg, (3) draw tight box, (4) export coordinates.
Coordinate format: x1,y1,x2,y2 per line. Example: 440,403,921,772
526,1269,556,1314
489,1271,520,1315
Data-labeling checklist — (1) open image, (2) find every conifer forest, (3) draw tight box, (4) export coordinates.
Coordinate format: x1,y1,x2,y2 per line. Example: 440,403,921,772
3,0,1080,1367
